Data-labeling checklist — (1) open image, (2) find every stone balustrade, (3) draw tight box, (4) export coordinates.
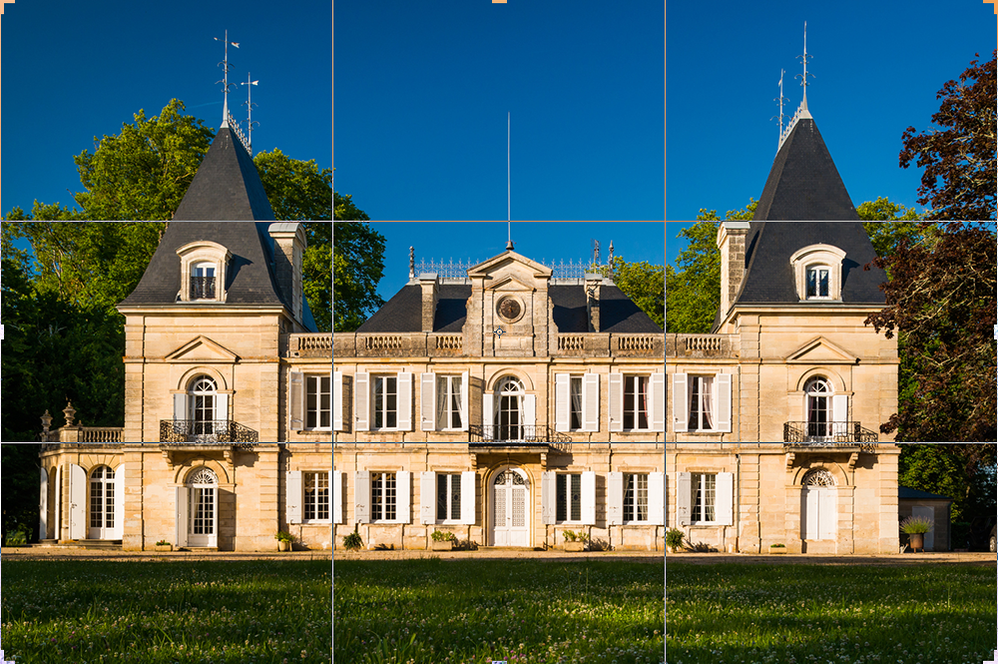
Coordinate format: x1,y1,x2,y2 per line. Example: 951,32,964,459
285,333,333,358
56,427,125,443
666,333,738,358
335,332,664,358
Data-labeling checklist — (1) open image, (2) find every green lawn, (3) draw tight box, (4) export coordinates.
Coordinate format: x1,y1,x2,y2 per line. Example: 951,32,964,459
333,558,665,664
0,560,332,664
666,562,996,664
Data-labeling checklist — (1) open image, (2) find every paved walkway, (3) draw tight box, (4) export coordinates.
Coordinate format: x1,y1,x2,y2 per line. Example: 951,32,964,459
2,547,331,562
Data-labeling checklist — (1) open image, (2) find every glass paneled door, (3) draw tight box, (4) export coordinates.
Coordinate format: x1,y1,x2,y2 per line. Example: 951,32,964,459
490,468,530,547
187,468,218,547
88,466,115,540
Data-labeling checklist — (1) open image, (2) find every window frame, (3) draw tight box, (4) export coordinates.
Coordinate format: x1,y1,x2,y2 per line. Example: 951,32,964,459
806,265,831,299
690,472,717,524
569,376,583,431
435,473,463,523
789,244,846,302
302,471,330,523
555,473,583,523
623,375,651,431
372,375,399,430
175,241,231,303
687,375,715,432
437,375,464,431
190,261,217,300
370,472,397,522
305,374,332,430
623,473,649,523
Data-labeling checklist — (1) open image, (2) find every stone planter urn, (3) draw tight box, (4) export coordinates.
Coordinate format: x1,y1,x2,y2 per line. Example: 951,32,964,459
769,546,786,555
431,540,454,551
564,541,586,552
908,533,924,552
155,544,173,552
278,539,291,552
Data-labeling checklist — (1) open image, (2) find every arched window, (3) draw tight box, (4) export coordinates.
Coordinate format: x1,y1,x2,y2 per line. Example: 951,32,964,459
494,377,524,441
189,376,218,438
805,377,832,440
802,468,836,487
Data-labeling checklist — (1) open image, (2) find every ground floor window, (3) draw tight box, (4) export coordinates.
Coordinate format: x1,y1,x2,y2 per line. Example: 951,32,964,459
691,473,716,523
556,473,582,522
436,473,462,521
623,473,648,522
89,466,114,534
371,472,397,521
304,472,330,521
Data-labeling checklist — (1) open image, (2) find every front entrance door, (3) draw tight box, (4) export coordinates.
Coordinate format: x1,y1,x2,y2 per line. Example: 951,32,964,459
491,468,529,547
187,468,218,547
88,466,115,540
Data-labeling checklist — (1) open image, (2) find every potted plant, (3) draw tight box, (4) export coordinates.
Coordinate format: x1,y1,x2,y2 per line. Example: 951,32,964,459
900,515,932,552
562,530,589,552
276,530,294,552
155,539,173,552
342,530,363,551
666,528,685,554
769,543,786,555
430,530,458,551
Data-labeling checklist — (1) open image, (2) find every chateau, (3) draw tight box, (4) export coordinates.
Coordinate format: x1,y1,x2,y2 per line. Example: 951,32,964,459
37,116,333,551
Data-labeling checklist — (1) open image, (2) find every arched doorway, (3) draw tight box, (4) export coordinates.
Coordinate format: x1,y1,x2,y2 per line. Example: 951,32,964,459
88,466,115,540
490,467,530,547
186,467,218,547
494,377,524,441
801,469,837,541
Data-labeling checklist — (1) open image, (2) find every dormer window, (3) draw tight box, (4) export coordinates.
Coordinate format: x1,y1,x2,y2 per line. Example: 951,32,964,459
176,241,231,303
790,244,847,302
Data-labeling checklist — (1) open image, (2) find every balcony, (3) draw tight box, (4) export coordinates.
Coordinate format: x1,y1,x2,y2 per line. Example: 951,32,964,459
468,424,571,444
783,421,879,446
666,334,738,359
160,420,259,443
190,275,216,299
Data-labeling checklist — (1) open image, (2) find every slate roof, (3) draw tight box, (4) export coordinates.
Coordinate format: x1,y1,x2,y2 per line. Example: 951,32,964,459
355,283,662,333
735,222,887,305
171,126,275,221
753,117,859,221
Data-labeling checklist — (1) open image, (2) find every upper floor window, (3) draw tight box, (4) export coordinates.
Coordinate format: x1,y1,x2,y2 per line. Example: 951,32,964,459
806,266,830,299
688,375,714,431
191,262,216,300
176,241,231,303
437,375,464,430
306,375,332,430
790,244,846,302
624,375,649,430
373,375,398,430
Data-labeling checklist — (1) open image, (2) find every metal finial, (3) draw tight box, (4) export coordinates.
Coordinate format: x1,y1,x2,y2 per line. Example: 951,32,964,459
215,30,239,128
409,246,415,279
592,239,600,266
241,73,259,155
608,240,614,275
771,69,788,148
796,21,813,110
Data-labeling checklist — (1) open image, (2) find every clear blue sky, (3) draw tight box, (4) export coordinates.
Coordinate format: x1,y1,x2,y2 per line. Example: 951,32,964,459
367,221,664,302
334,1,664,221
1,0,331,218
667,0,995,223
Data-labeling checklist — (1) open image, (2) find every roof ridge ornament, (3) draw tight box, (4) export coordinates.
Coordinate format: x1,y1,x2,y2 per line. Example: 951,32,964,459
795,21,814,111
214,30,239,129
771,69,788,149
777,23,814,152
241,73,260,155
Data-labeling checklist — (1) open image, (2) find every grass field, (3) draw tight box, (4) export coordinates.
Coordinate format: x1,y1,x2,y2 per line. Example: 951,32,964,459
333,558,665,664
666,562,996,664
0,559,332,664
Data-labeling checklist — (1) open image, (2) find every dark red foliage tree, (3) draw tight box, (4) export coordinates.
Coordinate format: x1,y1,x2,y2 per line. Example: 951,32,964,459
899,52,996,220
865,222,996,441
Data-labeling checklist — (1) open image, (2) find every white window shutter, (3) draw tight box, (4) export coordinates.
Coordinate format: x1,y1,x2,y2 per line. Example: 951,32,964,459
524,394,536,428
541,471,555,524
460,471,476,525
483,393,493,431
581,471,596,525
716,472,733,526
173,393,188,421
112,464,125,540
333,372,344,431
333,471,344,524
716,373,732,433
607,472,623,525
420,471,435,524
583,373,600,432
460,372,469,431
287,470,302,524
555,374,570,432
354,471,370,523
672,374,688,432
216,393,229,423
354,372,369,431
803,488,818,540
289,371,304,431
832,395,849,437
820,490,837,540
608,374,623,432
175,486,189,547
677,472,692,526
397,372,413,431
420,373,436,432
650,373,666,432
69,464,85,540
396,471,411,524
647,472,665,525
39,467,48,540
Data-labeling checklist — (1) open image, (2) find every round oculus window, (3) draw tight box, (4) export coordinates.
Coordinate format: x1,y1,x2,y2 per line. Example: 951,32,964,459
496,296,522,322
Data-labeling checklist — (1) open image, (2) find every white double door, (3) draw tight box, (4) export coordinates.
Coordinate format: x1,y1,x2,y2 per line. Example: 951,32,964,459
491,468,530,547
176,469,218,547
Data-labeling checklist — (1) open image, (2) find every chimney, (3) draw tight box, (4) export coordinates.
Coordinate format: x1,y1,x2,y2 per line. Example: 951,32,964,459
716,221,750,318
419,273,438,332
584,272,603,332
268,223,308,324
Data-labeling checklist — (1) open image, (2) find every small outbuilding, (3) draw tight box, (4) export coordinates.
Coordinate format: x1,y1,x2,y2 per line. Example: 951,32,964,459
898,486,953,551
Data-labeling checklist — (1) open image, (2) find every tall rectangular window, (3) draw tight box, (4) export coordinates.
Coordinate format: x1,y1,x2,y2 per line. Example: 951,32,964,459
691,473,716,523
436,473,462,521
371,472,397,521
556,473,582,522
373,376,398,429
569,377,583,430
623,376,650,430
623,473,648,522
306,375,332,429
688,375,714,431
436,375,463,430
304,472,330,521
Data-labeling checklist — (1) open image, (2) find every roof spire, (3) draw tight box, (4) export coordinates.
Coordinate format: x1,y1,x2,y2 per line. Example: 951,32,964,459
241,73,259,155
771,69,788,149
796,21,813,111
215,30,239,128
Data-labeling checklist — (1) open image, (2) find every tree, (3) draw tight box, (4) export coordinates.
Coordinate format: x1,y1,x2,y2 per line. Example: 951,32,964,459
335,192,370,221
256,150,332,221
1,444,42,542
865,222,997,441
602,257,664,329
333,213,386,332
666,221,720,334
302,222,332,332
899,51,996,220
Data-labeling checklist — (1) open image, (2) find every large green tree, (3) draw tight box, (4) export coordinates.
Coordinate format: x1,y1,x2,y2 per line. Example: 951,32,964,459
1,444,43,542
333,211,385,332
599,256,664,329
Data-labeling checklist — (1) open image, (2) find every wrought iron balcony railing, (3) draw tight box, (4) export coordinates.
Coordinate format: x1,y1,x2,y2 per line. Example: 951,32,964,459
191,276,216,299
468,424,571,443
160,419,259,443
783,421,879,444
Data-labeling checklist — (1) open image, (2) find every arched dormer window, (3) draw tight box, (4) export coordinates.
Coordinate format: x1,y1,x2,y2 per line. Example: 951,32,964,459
789,244,847,302
176,241,231,302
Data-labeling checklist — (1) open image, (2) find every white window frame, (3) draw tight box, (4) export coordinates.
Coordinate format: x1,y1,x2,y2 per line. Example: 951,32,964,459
806,265,831,299
436,473,463,523
688,375,714,432
556,473,583,523
305,374,332,430
677,471,733,526
623,473,649,523
623,376,650,431
437,374,467,431
690,472,716,524
371,472,397,522
190,261,217,300
672,373,731,433
303,471,330,523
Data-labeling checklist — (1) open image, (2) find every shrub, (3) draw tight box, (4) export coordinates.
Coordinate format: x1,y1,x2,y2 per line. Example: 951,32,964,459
900,515,933,534
343,531,363,551
275,530,294,542
5,529,28,547
770,543,786,548
155,539,170,546
430,530,457,542
665,528,685,551
562,530,590,543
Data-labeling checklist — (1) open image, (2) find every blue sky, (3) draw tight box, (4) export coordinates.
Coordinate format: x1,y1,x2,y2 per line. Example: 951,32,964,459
367,221,664,303
1,0,331,218
334,0,664,222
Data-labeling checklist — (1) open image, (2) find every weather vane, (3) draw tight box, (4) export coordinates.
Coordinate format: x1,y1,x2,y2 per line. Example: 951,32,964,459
241,73,259,154
771,69,788,147
214,30,239,128
795,21,814,110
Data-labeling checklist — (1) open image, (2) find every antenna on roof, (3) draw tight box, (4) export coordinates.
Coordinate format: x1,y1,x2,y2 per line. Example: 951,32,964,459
771,69,788,148
241,73,259,155
506,112,514,251
796,21,813,111
214,30,239,128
